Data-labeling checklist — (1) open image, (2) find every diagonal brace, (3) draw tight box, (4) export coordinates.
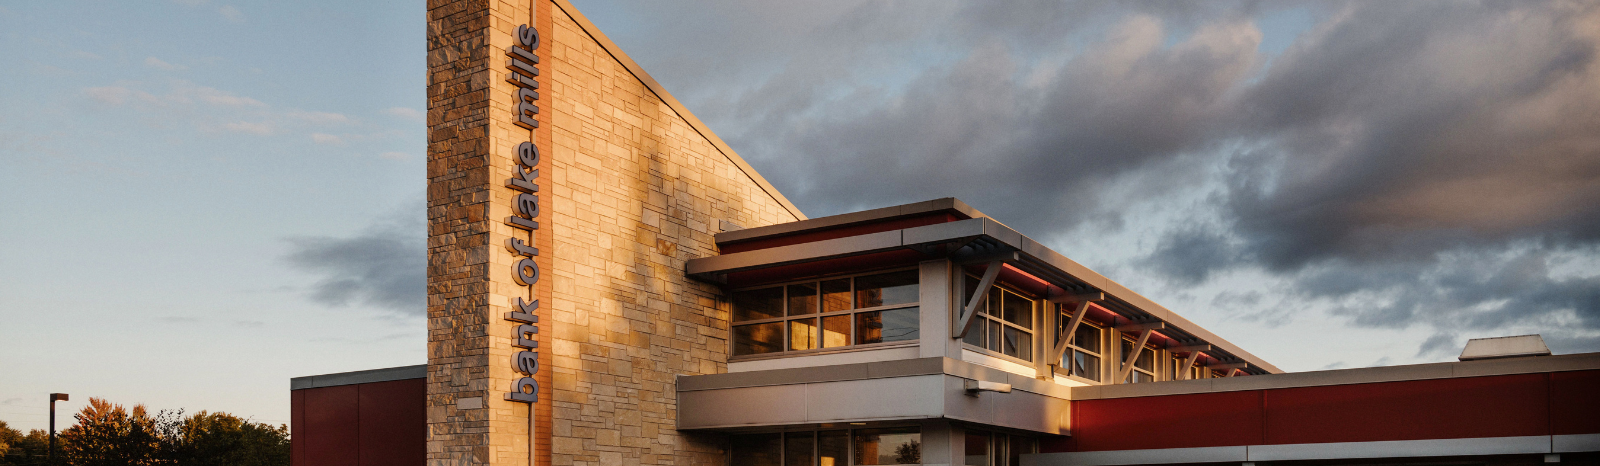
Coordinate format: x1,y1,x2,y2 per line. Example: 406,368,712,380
953,260,1004,339
1050,300,1093,366
1178,350,1202,380
1116,328,1155,383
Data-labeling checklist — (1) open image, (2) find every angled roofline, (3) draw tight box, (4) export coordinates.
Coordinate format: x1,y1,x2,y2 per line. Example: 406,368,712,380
550,0,807,221
687,198,1284,375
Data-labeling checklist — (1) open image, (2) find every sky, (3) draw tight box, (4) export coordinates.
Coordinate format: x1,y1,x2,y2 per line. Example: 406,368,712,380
2,0,1597,433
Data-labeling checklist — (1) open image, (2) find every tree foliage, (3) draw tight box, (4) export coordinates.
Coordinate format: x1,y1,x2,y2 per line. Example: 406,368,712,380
1,398,288,466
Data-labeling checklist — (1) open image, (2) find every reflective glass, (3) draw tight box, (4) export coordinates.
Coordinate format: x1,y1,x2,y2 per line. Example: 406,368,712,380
787,283,818,316
963,318,986,348
856,307,919,344
730,433,782,466
1073,324,1100,353
963,431,990,466
1073,351,1100,381
822,315,851,348
1007,436,1034,466
988,319,1002,352
818,431,849,466
733,322,783,356
854,428,921,465
1001,291,1031,329
1004,327,1032,362
785,433,814,466
821,279,852,312
855,271,918,308
789,318,819,351
733,287,783,321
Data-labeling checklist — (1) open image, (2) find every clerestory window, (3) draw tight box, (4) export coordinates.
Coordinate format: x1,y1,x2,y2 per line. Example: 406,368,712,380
731,269,920,357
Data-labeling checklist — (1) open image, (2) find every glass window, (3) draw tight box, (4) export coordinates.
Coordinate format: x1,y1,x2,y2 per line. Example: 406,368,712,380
733,322,783,356
788,283,819,315
963,278,1035,363
1072,350,1101,382
963,431,990,466
1072,322,1100,353
857,307,920,344
819,431,849,466
854,428,921,465
732,270,920,357
734,287,784,321
1057,312,1103,382
856,271,919,308
1007,436,1034,466
785,433,814,466
822,279,852,312
731,433,782,466
1001,290,1031,328
822,315,852,348
1121,339,1157,383
790,319,819,351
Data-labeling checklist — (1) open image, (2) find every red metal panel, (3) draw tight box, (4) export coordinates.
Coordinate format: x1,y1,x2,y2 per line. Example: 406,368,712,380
302,385,361,466
1264,373,1549,444
718,213,963,253
1551,370,1600,435
357,379,428,466
1071,390,1265,451
291,390,305,466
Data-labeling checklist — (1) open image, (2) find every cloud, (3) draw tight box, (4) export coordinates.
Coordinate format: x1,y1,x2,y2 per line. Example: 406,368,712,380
290,111,349,124
83,86,137,105
282,203,425,317
222,121,272,135
144,57,185,71
385,107,423,120
192,86,264,107
312,133,343,145
588,0,1600,359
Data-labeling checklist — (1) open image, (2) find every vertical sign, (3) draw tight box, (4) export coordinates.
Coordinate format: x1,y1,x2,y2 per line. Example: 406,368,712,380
503,23,542,405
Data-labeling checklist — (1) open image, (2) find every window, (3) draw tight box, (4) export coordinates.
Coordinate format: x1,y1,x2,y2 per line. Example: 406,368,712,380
961,276,1035,362
731,270,920,357
963,430,1036,466
1056,308,1102,382
1121,338,1156,384
731,428,919,466
1170,355,1201,381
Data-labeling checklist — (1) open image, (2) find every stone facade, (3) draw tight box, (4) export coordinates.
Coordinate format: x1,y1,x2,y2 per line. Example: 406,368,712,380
428,0,804,465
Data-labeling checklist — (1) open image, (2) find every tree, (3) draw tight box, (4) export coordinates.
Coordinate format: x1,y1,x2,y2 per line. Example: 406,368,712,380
58,398,163,466
0,421,52,466
161,411,289,466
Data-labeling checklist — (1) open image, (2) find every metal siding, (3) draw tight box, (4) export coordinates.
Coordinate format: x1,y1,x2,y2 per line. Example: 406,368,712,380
357,379,427,466
302,384,361,466
1071,390,1266,451
1263,373,1550,444
291,389,304,466
1551,370,1600,435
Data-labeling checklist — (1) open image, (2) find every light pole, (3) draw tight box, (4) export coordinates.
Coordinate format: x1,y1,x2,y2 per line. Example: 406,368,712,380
49,393,68,464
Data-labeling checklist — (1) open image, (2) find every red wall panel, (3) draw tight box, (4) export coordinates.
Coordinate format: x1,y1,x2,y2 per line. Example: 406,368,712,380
291,390,305,465
1263,374,1550,445
1551,370,1600,435
357,379,427,466
1071,390,1265,451
301,384,361,466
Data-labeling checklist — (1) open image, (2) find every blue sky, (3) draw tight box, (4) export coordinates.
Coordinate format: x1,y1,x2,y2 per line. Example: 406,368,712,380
4,0,1598,432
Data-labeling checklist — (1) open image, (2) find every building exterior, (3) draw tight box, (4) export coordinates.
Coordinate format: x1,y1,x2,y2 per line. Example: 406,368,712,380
289,1,1600,465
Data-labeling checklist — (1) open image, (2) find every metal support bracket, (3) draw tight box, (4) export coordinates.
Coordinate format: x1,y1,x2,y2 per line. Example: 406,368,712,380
1049,294,1103,367
1116,328,1155,383
953,260,1004,339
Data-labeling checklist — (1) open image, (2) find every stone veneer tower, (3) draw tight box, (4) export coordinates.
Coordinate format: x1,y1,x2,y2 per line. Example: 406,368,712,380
425,0,805,465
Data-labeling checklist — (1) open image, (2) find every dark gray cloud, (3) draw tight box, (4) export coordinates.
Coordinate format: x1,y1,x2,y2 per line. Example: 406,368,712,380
573,1,1600,358
283,205,425,317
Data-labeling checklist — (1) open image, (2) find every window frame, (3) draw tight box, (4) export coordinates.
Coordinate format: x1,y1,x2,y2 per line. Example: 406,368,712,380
1051,306,1105,383
959,274,1039,365
729,267,921,360
1120,337,1159,384
729,426,922,466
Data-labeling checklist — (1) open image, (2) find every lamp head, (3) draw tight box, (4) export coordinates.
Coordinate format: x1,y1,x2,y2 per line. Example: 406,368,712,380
50,393,68,402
